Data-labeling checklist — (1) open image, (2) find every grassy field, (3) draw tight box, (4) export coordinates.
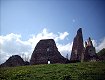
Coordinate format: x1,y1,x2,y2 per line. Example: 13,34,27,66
0,61,105,80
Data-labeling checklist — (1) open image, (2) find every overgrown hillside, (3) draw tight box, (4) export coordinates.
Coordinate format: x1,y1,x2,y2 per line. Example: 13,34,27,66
0,61,105,80
97,48,105,60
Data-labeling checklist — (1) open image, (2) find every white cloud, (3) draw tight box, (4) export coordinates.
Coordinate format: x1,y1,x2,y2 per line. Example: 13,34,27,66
1,28,104,64
57,32,69,41
92,40,98,47
0,28,70,64
28,28,58,48
0,33,32,63
92,37,105,52
57,42,73,59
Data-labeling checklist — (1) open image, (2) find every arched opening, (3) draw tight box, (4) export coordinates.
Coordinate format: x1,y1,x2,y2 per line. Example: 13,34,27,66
48,60,50,64
48,58,50,64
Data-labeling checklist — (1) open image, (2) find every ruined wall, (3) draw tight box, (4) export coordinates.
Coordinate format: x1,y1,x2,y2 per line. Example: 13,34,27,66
84,37,98,61
0,55,25,67
30,39,67,65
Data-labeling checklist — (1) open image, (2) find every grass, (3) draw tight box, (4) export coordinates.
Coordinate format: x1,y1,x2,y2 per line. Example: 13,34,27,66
0,61,105,80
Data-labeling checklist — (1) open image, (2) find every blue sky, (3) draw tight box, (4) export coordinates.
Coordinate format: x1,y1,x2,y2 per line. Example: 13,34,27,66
1,0,105,41
0,0,105,63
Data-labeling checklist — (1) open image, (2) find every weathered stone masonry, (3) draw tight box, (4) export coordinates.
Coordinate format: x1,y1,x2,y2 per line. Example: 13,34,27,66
30,39,67,65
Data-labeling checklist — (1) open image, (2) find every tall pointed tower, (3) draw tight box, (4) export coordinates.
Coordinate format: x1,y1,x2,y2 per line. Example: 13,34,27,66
70,28,84,62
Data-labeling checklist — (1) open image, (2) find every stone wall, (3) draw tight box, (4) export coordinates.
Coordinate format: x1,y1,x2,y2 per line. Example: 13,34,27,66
30,39,68,65
84,37,98,61
0,55,25,67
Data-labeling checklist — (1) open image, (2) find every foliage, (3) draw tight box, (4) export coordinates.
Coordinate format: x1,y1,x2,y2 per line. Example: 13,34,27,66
0,61,105,80
97,48,105,56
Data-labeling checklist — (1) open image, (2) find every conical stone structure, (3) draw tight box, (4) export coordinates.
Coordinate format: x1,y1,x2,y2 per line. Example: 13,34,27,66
70,28,84,62
30,39,67,65
0,55,25,67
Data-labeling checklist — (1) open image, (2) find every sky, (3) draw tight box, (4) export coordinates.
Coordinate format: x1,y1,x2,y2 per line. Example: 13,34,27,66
0,0,105,64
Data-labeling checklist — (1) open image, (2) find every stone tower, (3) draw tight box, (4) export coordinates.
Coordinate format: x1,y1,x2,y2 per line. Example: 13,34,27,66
84,37,98,61
30,39,67,65
70,28,84,62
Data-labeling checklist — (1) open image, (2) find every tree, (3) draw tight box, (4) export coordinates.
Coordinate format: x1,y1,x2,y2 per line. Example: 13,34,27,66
21,53,29,62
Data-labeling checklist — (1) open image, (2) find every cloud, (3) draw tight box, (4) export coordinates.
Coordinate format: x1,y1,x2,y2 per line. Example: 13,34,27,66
0,33,32,63
0,28,70,64
0,28,104,64
28,28,69,45
84,38,105,53
92,37,105,52
56,42,73,59
56,32,69,41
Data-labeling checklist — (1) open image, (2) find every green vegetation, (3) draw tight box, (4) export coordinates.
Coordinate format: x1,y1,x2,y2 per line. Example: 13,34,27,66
0,61,105,80
97,48,105,56
97,48,105,61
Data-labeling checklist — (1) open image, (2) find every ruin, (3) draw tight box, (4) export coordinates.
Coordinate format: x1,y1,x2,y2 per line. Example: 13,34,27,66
70,28,98,62
0,28,100,67
0,55,25,67
30,39,68,65
84,37,98,61
70,28,84,62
